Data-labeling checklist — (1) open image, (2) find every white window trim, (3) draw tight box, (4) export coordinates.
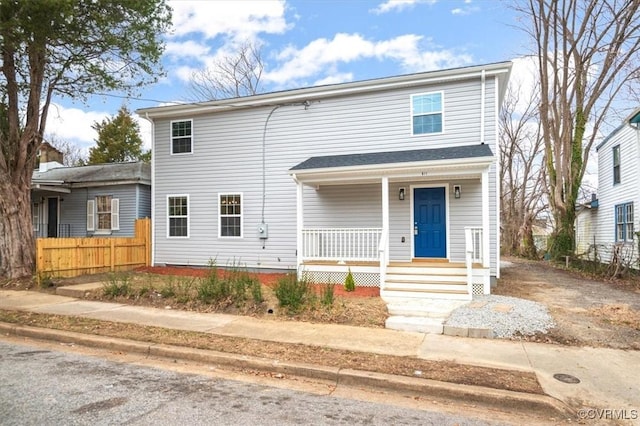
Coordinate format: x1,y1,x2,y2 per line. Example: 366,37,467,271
170,119,194,155
32,202,40,232
167,194,190,238
218,192,243,239
615,202,634,242
410,91,445,136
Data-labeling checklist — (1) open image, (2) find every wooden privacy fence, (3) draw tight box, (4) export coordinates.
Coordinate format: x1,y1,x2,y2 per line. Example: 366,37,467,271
36,218,151,279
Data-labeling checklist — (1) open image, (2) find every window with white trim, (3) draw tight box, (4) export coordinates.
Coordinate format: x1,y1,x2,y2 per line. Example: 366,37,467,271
32,202,40,232
411,92,443,135
87,196,119,232
613,145,621,184
171,119,193,154
615,202,634,242
168,195,189,237
219,194,242,238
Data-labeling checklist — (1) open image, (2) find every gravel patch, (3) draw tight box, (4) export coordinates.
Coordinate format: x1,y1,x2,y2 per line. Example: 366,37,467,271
445,295,555,338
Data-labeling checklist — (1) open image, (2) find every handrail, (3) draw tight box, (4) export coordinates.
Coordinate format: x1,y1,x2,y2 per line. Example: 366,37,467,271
378,231,388,290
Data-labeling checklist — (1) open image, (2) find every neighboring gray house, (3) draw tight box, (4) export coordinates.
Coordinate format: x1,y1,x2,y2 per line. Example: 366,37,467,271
138,62,512,331
31,143,151,238
584,108,640,265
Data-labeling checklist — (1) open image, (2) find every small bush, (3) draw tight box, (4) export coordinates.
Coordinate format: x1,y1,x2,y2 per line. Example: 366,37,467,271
250,279,264,303
275,274,310,313
320,283,334,306
102,273,132,298
344,269,355,292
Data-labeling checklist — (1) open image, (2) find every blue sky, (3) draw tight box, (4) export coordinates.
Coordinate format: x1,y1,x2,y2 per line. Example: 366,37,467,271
46,0,530,151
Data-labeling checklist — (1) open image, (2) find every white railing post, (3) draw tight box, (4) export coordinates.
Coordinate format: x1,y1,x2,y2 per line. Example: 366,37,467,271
378,232,388,290
465,227,473,297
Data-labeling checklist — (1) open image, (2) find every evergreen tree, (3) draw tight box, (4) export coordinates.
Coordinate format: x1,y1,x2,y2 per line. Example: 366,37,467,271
88,106,149,164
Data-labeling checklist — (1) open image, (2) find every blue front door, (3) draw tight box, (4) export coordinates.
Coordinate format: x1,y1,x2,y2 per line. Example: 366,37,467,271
414,187,446,258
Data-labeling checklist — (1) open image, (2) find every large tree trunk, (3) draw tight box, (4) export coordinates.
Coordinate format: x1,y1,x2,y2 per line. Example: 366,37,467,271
0,178,36,279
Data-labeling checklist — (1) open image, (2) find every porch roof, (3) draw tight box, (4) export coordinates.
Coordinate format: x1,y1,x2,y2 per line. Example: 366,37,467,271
289,144,494,185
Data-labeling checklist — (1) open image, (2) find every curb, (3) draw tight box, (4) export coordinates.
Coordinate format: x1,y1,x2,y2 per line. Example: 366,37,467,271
0,322,573,417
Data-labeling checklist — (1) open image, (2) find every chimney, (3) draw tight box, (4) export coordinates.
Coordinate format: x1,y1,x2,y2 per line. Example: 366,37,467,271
38,142,64,172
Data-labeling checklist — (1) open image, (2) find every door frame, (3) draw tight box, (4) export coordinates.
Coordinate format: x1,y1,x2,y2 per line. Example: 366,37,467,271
409,183,450,259
46,196,60,238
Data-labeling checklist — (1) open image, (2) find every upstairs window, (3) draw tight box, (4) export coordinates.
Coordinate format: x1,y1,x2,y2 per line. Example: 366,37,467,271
171,119,193,154
615,202,634,242
613,145,621,184
168,195,189,237
411,92,443,135
219,194,242,238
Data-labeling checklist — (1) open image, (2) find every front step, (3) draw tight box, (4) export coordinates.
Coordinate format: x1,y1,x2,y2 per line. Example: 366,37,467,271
384,298,469,333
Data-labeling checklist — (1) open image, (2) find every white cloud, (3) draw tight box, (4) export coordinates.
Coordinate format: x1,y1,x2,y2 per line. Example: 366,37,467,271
264,33,473,85
313,73,354,86
165,40,210,59
168,0,289,41
45,104,108,150
370,0,436,15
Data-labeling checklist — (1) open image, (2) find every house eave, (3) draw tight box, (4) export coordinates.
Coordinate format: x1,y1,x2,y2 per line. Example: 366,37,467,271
290,155,494,186
137,62,512,120
31,183,71,193
70,179,151,188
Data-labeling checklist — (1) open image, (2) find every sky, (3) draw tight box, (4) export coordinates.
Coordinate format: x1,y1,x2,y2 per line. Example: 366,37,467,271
45,0,532,153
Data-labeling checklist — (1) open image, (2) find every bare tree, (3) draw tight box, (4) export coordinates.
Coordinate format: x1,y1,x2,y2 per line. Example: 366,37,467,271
46,136,87,167
499,74,548,258
187,41,264,101
515,0,640,258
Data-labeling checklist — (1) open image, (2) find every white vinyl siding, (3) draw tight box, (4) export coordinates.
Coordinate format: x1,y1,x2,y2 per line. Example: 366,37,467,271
152,75,498,273
594,122,640,263
167,195,189,238
171,119,193,155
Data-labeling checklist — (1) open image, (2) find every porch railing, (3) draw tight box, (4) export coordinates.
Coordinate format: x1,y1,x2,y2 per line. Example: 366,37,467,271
33,223,72,238
302,227,382,262
465,227,483,294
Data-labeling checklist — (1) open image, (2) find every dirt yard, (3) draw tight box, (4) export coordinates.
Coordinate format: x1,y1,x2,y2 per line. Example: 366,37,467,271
496,257,640,350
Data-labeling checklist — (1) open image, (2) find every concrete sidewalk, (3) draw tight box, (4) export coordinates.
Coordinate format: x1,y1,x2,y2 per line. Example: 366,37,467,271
1,289,638,421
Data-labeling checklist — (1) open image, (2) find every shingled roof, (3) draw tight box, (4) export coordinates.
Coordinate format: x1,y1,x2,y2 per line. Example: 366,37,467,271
290,144,493,171
32,162,150,186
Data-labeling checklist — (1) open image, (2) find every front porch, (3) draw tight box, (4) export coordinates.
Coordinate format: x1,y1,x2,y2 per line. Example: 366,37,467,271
299,227,490,300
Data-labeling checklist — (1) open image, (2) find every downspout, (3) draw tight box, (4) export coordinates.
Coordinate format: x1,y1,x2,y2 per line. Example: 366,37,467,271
480,69,486,144
261,105,282,250
145,112,156,266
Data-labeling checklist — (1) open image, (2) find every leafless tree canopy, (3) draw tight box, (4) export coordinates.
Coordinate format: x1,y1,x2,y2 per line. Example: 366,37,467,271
187,41,264,101
500,76,548,257
515,0,640,256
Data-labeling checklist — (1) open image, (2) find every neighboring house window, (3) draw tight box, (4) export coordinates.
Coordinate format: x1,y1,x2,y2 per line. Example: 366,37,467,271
168,195,189,237
171,119,193,154
615,202,634,242
411,92,443,135
87,196,120,232
612,145,621,184
32,202,40,232
219,194,242,238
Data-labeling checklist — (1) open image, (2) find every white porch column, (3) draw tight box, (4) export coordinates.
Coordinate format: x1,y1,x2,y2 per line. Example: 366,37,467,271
296,178,304,278
381,177,389,288
481,169,490,268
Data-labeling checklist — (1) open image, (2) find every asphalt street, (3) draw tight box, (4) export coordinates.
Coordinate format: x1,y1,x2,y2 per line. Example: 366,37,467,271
0,339,517,426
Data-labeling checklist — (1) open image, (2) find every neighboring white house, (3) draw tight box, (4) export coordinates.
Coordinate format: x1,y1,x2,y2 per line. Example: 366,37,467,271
137,62,512,331
587,108,640,265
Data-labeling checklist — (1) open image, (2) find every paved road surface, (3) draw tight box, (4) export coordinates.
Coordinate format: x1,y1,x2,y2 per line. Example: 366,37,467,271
0,339,519,426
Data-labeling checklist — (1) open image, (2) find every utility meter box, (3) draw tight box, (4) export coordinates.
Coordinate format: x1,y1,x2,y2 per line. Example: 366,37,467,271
258,223,269,239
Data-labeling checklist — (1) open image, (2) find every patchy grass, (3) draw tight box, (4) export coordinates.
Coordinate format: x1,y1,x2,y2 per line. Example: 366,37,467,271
0,309,543,395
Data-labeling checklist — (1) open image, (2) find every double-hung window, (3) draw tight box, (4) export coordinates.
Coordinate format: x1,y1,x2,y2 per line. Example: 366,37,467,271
615,202,634,242
613,145,621,184
411,92,443,135
87,196,119,232
171,119,193,154
219,194,242,238
168,195,189,237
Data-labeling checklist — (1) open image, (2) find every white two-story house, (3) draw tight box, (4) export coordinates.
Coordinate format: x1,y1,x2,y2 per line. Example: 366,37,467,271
138,62,512,331
589,108,640,265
